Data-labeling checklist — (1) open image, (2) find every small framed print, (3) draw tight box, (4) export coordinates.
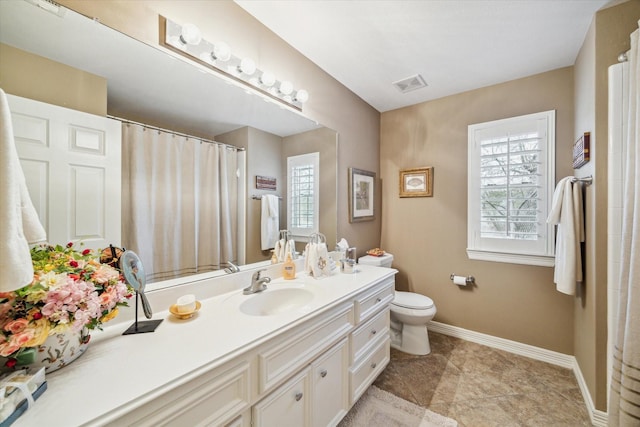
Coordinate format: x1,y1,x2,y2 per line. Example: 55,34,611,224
399,167,433,198
349,168,375,222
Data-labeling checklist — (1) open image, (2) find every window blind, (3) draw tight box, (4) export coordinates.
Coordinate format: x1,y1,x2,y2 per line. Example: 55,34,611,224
479,132,542,240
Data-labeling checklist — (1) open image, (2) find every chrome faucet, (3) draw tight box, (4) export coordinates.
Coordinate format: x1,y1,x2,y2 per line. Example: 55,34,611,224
224,261,240,274
243,269,271,295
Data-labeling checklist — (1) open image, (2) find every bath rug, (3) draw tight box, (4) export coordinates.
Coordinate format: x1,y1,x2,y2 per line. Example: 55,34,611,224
338,385,457,427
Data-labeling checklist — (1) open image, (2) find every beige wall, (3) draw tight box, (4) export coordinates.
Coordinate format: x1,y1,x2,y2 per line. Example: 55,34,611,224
573,0,640,410
0,43,107,115
283,127,339,253
57,0,381,258
380,67,576,354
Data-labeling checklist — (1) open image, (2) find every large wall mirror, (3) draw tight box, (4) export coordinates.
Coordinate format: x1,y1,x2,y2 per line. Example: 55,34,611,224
0,1,337,288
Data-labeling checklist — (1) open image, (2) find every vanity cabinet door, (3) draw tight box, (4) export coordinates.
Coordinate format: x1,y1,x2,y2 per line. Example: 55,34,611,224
252,368,311,427
223,411,250,427
311,338,349,427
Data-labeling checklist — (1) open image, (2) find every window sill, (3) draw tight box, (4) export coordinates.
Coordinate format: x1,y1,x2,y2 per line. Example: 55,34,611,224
466,249,554,267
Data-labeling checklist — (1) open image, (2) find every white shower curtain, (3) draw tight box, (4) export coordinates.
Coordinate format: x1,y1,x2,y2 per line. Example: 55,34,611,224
609,20,640,426
121,123,238,282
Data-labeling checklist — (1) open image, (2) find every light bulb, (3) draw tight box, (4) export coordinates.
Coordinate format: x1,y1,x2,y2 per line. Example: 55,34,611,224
279,80,293,95
212,42,231,62
180,23,201,45
238,57,256,75
294,89,309,103
260,71,276,87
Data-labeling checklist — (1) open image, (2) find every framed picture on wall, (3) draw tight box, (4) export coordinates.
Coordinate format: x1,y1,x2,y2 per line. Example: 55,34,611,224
349,168,375,222
399,167,433,197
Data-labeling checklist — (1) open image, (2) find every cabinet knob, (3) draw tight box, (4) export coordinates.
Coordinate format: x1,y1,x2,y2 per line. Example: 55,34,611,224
376,297,382,303
320,369,327,378
295,392,303,402
371,329,377,335
371,362,377,369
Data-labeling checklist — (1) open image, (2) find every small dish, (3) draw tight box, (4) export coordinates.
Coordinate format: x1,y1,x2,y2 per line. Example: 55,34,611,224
366,248,385,257
169,301,201,319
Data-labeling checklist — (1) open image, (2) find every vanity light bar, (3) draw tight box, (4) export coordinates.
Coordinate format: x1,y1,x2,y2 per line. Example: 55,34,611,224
160,16,308,112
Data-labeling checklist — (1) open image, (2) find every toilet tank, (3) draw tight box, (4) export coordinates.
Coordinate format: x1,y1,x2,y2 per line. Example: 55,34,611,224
358,253,394,268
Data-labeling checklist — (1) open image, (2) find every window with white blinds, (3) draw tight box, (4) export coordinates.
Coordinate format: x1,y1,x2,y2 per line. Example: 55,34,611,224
287,152,319,238
467,111,555,266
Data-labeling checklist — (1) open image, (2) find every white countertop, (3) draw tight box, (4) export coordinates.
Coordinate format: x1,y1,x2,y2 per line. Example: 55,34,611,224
15,264,396,426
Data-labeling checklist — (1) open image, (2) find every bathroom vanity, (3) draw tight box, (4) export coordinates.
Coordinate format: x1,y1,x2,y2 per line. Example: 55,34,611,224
13,264,396,426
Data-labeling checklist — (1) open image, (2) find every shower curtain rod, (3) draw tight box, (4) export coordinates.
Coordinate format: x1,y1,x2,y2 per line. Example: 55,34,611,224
108,115,245,152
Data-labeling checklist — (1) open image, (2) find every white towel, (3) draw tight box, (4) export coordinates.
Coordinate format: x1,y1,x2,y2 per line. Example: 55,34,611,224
284,239,295,261
0,88,47,292
304,242,331,278
274,239,283,261
547,176,584,295
260,195,279,250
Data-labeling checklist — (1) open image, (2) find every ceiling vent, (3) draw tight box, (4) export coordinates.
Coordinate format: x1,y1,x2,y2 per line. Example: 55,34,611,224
392,74,427,93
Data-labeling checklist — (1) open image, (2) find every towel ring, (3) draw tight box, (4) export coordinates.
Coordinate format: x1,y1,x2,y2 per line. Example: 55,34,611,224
309,233,326,244
279,230,292,241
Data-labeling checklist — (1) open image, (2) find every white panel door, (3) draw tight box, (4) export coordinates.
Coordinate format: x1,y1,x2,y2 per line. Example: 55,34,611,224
311,339,349,427
8,94,121,250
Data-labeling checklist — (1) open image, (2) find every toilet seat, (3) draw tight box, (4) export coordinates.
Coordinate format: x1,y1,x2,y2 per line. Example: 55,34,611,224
392,291,434,310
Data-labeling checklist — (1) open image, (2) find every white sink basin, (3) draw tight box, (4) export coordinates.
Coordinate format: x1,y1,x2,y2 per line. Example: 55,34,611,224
239,288,314,316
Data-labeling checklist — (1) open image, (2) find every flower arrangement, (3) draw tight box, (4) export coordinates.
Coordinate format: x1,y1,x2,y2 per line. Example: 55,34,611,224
0,243,132,368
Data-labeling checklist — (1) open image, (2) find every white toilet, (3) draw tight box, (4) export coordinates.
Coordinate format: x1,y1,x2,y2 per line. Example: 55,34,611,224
358,253,437,355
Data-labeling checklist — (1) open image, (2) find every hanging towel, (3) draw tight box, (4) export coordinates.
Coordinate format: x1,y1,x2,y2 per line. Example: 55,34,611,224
274,239,284,262
0,88,47,292
304,242,331,278
303,242,313,275
260,195,279,250
547,176,584,295
284,239,295,261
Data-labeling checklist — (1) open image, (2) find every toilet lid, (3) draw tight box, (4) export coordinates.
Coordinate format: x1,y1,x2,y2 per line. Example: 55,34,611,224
392,291,434,309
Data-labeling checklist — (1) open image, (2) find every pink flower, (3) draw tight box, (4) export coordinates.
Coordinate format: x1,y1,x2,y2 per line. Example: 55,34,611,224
0,341,20,357
3,319,28,334
10,330,35,347
100,292,114,308
92,265,119,284
82,249,91,256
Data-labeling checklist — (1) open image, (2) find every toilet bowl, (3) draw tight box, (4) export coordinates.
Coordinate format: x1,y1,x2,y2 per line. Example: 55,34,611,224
358,253,437,355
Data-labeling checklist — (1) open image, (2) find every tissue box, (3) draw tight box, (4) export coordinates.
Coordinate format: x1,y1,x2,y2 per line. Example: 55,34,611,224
0,368,47,427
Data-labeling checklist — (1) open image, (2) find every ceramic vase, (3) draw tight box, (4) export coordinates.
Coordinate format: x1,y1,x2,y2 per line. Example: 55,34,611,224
29,328,90,373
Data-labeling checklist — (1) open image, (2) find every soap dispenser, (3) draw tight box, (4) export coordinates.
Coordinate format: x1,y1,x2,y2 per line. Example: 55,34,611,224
283,252,296,280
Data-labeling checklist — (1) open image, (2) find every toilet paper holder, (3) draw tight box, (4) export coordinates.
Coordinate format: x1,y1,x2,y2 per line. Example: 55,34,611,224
450,274,475,285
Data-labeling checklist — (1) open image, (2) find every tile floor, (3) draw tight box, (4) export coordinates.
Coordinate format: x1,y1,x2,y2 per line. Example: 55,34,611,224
373,331,593,426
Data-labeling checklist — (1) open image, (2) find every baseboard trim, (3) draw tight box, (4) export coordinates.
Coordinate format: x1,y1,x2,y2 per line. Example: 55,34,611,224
571,358,608,427
428,321,608,426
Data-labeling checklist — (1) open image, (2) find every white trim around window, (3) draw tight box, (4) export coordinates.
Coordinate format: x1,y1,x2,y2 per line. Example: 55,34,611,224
467,110,556,266
287,152,319,239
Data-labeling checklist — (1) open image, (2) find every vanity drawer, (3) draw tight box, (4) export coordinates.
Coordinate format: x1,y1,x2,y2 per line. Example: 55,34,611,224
349,336,390,405
115,359,251,427
258,303,353,394
350,308,389,364
354,278,394,324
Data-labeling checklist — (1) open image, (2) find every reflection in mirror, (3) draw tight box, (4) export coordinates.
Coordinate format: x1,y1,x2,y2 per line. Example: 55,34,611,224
0,1,338,287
